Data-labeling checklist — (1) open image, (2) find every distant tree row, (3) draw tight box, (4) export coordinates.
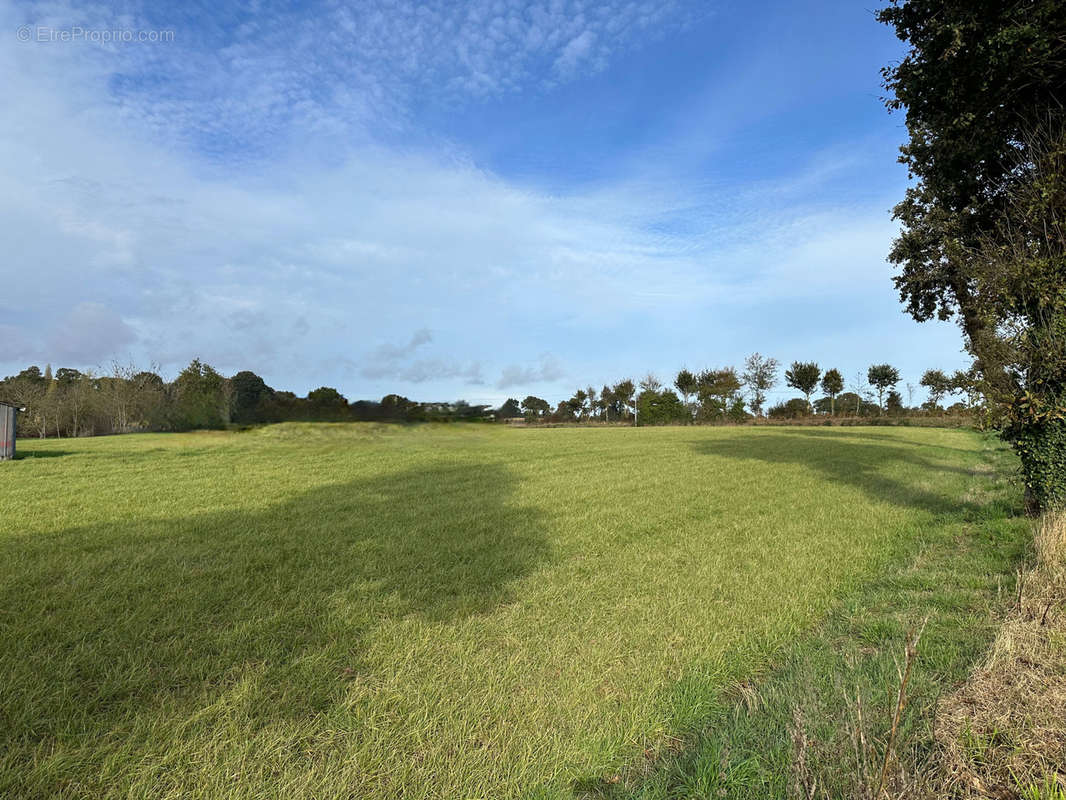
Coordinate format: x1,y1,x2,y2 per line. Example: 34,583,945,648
0,354,980,438
508,355,979,427
0,361,495,437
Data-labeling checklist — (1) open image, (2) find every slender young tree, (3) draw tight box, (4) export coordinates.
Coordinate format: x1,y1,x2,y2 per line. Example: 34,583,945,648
919,369,951,410
821,368,843,416
600,385,614,422
741,353,779,417
784,361,821,413
613,379,636,421
674,369,697,411
867,364,901,414
566,389,588,420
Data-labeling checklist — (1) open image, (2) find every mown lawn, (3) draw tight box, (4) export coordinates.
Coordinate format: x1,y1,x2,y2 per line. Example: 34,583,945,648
0,424,1029,798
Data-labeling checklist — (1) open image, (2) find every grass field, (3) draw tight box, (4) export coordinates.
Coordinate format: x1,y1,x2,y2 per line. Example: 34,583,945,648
0,424,1030,799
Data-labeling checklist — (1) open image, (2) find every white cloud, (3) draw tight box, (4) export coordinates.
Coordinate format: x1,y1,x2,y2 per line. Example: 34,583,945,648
497,355,565,389
0,0,969,402
5,0,690,160
553,30,596,77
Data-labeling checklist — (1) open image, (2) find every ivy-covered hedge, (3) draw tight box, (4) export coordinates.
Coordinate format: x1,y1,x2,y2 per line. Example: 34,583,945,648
1011,418,1066,513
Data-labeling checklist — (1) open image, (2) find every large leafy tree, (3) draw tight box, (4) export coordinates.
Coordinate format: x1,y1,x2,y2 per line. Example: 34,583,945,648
696,368,742,421
879,0,1066,508
878,0,1066,348
230,370,272,423
520,395,551,419
497,398,522,418
970,127,1066,508
784,361,821,413
171,359,229,431
566,389,588,420
635,389,687,426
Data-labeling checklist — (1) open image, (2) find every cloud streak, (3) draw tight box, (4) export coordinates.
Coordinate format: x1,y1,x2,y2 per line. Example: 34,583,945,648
357,330,483,385
497,355,565,389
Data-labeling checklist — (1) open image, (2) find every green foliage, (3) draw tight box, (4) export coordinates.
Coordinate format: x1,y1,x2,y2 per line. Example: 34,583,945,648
54,367,82,386
820,368,844,414
867,364,901,412
920,368,952,408
521,395,551,419
567,389,589,420
378,394,420,421
878,0,1066,328
1007,417,1066,512
726,398,748,423
613,379,636,420
696,368,743,422
635,389,688,425
741,353,778,417
768,398,810,419
307,386,346,406
169,359,229,431
496,398,521,418
230,371,272,424
816,392,880,417
879,1,1066,508
674,369,697,405
785,362,821,410
14,366,44,384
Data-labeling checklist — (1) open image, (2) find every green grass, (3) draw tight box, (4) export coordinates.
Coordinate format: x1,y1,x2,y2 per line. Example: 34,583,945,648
0,424,1029,798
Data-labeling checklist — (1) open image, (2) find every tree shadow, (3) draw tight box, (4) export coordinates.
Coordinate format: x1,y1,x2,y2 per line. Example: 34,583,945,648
570,429,1026,798
9,449,75,460
774,426,976,454
689,430,1008,518
0,461,549,791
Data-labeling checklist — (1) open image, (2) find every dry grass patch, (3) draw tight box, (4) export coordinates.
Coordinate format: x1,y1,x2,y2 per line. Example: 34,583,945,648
933,513,1066,799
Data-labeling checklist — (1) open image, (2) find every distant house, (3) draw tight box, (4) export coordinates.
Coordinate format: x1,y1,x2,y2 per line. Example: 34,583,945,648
1,401,22,460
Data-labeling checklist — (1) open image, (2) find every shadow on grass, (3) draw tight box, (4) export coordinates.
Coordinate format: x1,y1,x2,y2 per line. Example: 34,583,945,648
570,429,1027,799
690,430,1006,518
0,461,549,792
9,449,75,460
772,426,977,453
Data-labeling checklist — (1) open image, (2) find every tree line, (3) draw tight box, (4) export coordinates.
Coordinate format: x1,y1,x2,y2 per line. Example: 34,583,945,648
512,355,978,425
1,354,978,438
0,360,498,437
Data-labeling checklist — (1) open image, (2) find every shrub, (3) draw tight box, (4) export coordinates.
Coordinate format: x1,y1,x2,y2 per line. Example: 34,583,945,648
768,398,809,419
636,389,688,426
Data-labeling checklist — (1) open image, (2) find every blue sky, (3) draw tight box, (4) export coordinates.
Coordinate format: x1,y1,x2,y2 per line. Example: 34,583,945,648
0,0,969,405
